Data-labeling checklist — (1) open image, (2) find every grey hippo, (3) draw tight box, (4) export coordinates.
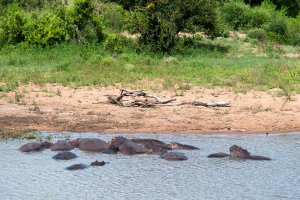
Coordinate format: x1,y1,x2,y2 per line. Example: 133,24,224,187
52,152,78,160
19,141,52,152
208,145,271,161
49,140,74,151
167,142,199,150
160,152,188,161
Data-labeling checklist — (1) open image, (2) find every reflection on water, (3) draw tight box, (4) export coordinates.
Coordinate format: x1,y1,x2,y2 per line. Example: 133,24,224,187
0,132,300,200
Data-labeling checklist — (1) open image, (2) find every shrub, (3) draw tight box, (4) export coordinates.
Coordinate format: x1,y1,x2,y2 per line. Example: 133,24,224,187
0,9,26,44
94,2,127,32
104,34,126,54
112,0,218,52
24,12,68,46
265,17,287,37
247,28,267,42
250,6,271,28
220,0,252,30
286,16,300,46
0,0,104,46
64,0,104,43
267,32,285,44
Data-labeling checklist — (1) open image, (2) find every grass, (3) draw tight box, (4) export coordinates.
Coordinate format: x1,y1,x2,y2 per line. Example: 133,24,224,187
0,129,38,140
0,37,299,94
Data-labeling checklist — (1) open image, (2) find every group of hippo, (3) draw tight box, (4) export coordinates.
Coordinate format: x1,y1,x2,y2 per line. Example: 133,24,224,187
19,136,271,170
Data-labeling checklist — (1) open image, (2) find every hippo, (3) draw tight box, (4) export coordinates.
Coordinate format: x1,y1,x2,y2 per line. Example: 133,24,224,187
52,152,78,160
208,145,271,161
66,163,88,170
77,138,110,152
229,145,271,160
19,141,52,152
109,136,148,155
167,142,199,150
91,160,108,167
50,140,74,151
69,138,83,148
130,138,172,154
160,152,188,161
207,152,230,158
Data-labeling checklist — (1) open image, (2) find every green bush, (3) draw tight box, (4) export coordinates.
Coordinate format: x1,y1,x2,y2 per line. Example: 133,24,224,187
104,34,126,54
24,12,68,46
94,2,127,32
247,28,267,42
0,0,104,47
267,32,285,44
265,17,287,38
0,9,26,44
220,0,252,30
113,0,218,52
250,6,271,28
64,0,104,43
286,16,300,46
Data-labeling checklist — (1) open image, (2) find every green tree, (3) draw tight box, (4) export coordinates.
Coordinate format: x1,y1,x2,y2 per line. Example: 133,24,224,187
110,0,217,52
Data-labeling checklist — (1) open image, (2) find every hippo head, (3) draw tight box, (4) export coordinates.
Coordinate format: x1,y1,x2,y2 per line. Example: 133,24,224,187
108,136,127,152
41,141,53,149
69,138,83,148
229,145,250,159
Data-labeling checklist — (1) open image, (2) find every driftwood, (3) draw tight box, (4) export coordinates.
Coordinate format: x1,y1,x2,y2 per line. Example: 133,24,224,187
108,89,230,108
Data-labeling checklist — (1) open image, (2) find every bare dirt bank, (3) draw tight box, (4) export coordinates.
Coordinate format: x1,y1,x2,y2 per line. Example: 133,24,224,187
0,84,299,134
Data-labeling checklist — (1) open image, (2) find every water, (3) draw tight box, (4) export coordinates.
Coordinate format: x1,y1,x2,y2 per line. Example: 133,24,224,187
0,132,300,200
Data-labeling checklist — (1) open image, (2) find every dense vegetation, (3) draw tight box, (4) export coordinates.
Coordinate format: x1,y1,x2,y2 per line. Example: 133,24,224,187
0,0,299,94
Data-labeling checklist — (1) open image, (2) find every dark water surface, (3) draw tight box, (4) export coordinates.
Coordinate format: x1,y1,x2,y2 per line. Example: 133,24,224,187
0,132,300,200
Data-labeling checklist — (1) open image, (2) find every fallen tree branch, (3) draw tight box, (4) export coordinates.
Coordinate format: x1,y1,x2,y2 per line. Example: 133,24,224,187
107,90,230,108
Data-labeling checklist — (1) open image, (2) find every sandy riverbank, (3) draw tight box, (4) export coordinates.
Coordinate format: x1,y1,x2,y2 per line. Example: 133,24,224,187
0,84,299,134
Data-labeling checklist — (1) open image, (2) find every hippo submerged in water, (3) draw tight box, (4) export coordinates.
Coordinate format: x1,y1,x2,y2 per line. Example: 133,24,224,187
52,152,78,160
108,136,148,155
50,140,74,151
108,137,198,157
167,142,199,150
66,160,108,170
208,145,271,161
19,141,52,152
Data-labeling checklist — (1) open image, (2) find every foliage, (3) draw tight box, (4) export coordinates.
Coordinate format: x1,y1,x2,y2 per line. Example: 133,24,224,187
94,2,128,32
0,0,104,47
286,16,300,46
244,0,300,17
104,34,126,54
114,0,218,52
265,17,287,43
24,12,68,46
247,28,267,42
220,0,252,30
0,8,26,44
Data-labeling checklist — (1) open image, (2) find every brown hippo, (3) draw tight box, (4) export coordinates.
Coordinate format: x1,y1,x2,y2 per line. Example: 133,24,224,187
109,136,148,155
208,145,271,161
78,138,110,152
52,152,78,160
229,145,271,160
66,164,88,170
130,138,172,154
50,140,74,151
19,141,52,152
160,152,188,161
207,152,230,158
167,142,199,150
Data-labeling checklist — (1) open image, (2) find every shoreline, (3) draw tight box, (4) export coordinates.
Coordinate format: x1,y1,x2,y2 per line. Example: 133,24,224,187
1,84,299,136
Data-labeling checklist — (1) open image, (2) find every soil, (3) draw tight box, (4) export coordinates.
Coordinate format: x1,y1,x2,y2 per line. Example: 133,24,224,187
0,83,299,134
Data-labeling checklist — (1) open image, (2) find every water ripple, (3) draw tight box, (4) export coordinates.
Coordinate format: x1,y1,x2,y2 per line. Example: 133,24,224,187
0,133,300,200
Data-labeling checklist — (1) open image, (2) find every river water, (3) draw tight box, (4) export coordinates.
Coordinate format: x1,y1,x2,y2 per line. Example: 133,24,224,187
0,132,299,200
